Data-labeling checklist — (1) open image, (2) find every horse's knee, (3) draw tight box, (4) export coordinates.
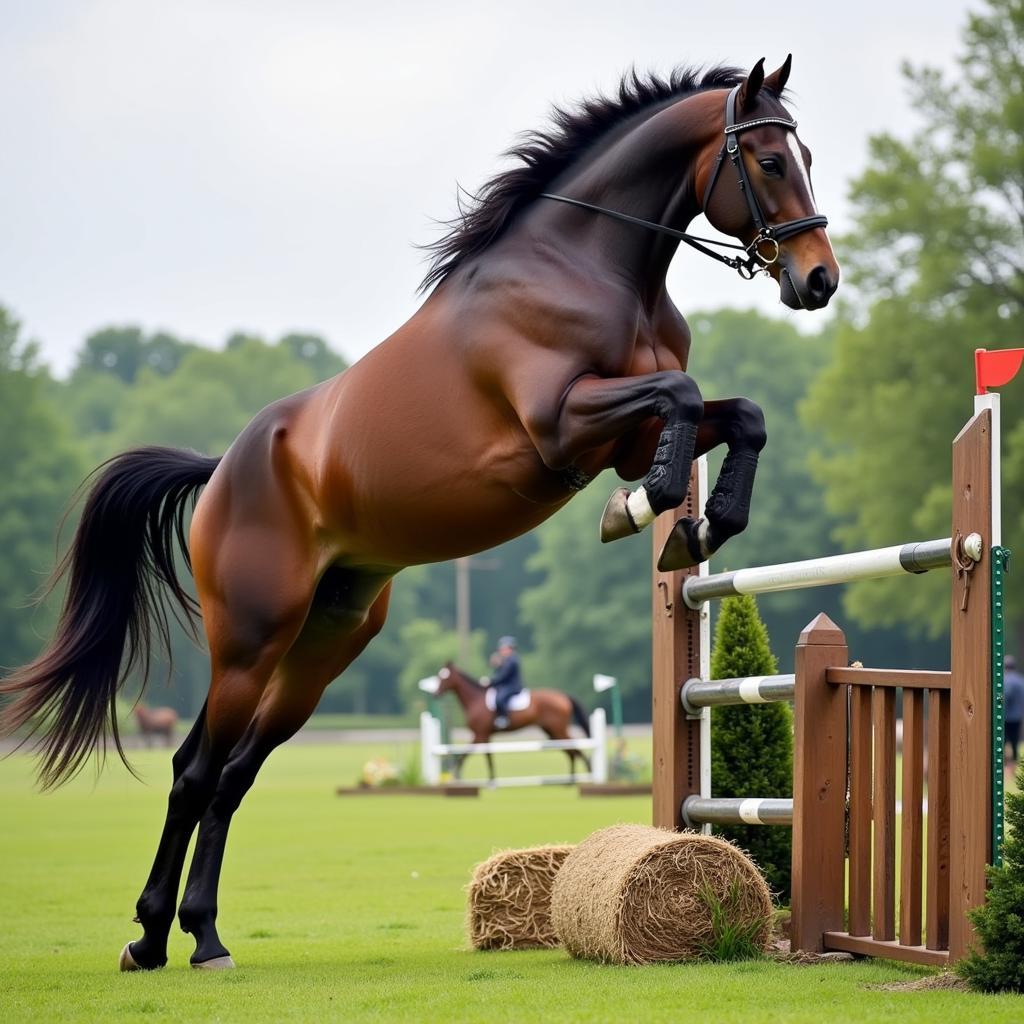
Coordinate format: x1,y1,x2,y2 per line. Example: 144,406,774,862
728,398,767,452
657,372,703,424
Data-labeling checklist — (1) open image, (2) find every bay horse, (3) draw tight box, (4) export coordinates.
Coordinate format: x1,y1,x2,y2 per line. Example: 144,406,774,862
0,57,838,972
134,704,179,747
432,664,591,782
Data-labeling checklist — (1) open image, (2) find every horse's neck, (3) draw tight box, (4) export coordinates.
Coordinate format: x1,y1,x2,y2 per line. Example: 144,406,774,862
521,92,720,296
452,671,484,712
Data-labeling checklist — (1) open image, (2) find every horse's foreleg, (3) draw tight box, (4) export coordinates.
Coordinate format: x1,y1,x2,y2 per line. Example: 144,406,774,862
520,371,703,546
486,749,495,784
657,397,766,571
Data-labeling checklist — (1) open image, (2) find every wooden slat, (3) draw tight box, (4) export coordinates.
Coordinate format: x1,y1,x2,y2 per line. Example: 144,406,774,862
651,468,703,831
949,410,993,960
872,687,897,941
790,614,848,953
823,931,950,967
848,685,873,936
927,689,951,951
900,689,925,946
827,667,951,690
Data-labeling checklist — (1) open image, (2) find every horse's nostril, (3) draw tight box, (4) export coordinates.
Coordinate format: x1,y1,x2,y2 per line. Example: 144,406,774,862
807,265,833,302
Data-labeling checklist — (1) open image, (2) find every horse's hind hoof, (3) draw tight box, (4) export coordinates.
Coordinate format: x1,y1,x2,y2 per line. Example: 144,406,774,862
600,488,638,542
192,955,236,970
656,516,710,572
119,943,146,972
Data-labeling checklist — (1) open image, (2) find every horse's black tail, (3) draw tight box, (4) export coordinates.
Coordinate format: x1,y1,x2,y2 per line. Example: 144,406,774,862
0,446,221,789
569,696,590,737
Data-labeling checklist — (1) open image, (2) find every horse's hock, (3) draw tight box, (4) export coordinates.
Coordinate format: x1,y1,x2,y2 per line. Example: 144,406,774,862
652,379,1008,966
551,824,773,964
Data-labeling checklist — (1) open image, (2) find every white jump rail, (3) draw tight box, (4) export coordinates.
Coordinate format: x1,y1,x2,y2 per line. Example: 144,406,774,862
420,707,607,788
681,536,965,609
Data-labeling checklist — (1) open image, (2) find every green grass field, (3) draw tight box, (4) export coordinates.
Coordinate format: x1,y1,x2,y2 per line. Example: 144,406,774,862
1,739,1019,1023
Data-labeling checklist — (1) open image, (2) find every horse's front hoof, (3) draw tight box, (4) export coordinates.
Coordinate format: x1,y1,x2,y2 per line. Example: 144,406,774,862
600,488,638,542
192,954,236,970
656,517,710,572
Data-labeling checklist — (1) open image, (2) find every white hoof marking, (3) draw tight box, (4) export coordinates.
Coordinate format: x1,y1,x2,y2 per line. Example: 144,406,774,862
626,487,656,529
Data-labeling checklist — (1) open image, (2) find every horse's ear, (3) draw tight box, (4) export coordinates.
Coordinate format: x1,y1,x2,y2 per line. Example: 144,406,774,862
764,54,792,96
738,58,766,113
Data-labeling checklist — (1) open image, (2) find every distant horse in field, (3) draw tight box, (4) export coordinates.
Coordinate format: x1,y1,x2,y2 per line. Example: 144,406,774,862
134,705,178,747
429,663,591,782
0,58,837,972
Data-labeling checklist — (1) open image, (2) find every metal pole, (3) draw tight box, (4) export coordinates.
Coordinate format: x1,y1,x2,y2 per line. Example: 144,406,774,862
682,795,793,827
455,556,471,664
683,537,954,609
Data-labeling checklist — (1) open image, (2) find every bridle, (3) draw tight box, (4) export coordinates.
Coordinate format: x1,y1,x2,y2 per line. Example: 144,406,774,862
539,84,829,280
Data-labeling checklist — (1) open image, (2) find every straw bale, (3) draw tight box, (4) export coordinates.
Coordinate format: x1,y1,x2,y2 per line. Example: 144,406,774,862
551,824,772,964
466,844,575,950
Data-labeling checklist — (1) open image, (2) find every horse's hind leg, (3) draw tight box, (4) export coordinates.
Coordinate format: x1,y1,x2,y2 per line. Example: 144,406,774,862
122,591,312,971
122,493,321,971
122,704,213,970
177,574,392,968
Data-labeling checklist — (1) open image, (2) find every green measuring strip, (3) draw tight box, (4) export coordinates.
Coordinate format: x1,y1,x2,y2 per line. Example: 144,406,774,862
991,546,1010,867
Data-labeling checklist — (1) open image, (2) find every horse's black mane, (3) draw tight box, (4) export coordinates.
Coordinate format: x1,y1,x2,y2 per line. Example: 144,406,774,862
420,65,747,291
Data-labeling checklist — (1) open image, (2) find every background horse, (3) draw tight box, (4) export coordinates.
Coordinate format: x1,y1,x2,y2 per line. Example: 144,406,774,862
0,57,837,972
432,663,591,782
134,704,179,747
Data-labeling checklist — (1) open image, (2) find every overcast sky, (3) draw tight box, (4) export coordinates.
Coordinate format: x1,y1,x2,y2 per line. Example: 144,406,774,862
2,0,976,375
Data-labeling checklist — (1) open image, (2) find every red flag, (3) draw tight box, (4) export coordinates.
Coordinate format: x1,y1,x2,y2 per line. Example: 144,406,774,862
975,347,1024,394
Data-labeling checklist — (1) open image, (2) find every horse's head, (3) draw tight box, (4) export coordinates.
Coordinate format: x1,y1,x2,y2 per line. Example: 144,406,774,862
698,56,840,311
419,663,475,699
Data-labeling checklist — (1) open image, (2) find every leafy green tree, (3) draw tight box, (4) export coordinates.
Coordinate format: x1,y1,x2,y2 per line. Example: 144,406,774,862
957,762,1024,991
77,326,198,383
107,338,315,455
0,306,87,670
804,0,1024,641
279,333,347,380
520,478,651,718
709,594,792,900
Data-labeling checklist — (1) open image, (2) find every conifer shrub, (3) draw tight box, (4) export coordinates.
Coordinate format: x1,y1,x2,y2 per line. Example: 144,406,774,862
709,594,793,900
957,764,1024,992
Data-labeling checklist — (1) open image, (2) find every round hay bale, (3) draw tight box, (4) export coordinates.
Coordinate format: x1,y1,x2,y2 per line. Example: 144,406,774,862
551,824,772,964
467,845,575,950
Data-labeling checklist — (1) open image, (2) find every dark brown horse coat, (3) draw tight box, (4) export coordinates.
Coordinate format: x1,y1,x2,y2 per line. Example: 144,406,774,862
1,59,838,971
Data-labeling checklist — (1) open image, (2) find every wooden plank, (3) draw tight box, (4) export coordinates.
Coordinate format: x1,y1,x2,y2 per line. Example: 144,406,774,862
790,614,848,953
927,688,951,951
900,689,925,946
652,468,703,831
872,686,897,941
578,783,651,797
823,931,950,967
949,410,993,960
848,685,873,936
827,667,951,690
335,786,479,797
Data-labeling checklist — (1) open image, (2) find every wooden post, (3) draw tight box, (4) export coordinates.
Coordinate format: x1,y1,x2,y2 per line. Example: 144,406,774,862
791,613,848,953
652,467,705,831
948,409,993,960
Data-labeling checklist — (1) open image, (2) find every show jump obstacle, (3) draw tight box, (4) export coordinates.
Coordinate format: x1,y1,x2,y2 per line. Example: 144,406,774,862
419,707,608,788
653,349,1019,966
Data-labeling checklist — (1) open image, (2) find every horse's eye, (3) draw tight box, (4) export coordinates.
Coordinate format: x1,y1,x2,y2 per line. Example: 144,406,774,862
759,158,783,176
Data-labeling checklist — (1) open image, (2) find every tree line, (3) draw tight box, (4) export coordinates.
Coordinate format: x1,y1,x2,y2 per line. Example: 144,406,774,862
2,0,1022,721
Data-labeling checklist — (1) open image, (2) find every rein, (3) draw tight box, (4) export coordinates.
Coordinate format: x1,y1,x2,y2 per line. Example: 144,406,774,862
540,85,828,280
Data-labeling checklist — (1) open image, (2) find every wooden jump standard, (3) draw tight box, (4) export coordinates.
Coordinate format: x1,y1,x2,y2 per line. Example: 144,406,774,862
653,377,1008,966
